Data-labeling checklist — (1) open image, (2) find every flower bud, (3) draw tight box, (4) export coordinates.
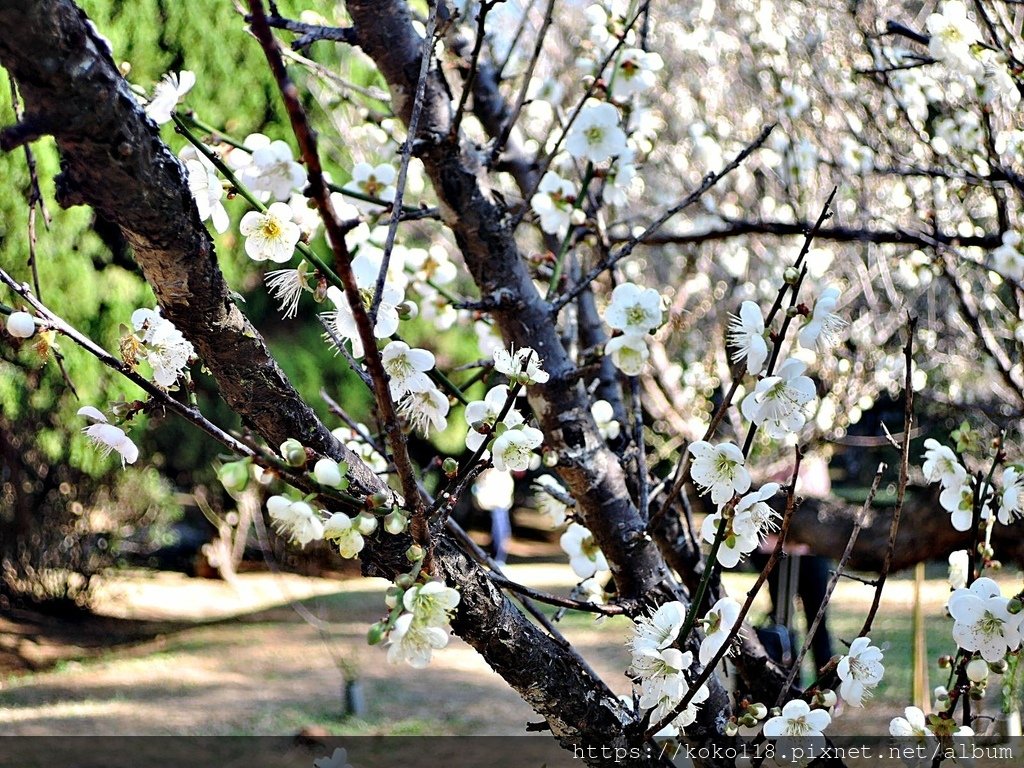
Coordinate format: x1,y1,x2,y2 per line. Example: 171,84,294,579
217,460,250,493
1008,598,1023,615
313,457,343,488
989,659,1009,675
938,655,953,668
442,457,459,477
406,544,425,563
280,438,307,467
384,510,407,535
398,300,419,320
966,658,990,683
355,512,378,535
6,311,36,339
783,266,800,284
969,684,986,701
543,450,559,467
394,573,415,590
385,585,402,608
817,689,837,708
369,490,391,508
739,713,757,728
724,720,739,737
366,621,386,645
747,703,768,720
934,685,949,703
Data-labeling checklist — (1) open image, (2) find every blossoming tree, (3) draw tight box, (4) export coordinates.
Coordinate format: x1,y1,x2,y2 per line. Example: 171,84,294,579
3,0,1024,765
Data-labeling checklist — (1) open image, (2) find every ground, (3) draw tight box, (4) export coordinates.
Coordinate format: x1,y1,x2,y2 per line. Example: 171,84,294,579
1,562,1020,739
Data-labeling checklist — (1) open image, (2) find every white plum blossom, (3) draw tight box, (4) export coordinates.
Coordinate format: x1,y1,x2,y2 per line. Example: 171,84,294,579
939,478,975,532
264,260,313,320
609,48,664,101
992,231,1024,281
323,512,365,558
926,1,982,75
635,647,710,737
727,300,768,376
345,161,397,211
322,255,404,358
530,171,576,235
629,601,686,660
533,474,570,528
948,577,1023,662
78,406,139,467
604,282,664,336
6,311,36,338
493,345,550,385
702,483,781,567
689,440,751,508
185,159,229,233
397,384,449,436
566,101,628,163
386,612,449,668
145,70,195,124
381,340,435,399
889,706,933,741
699,597,741,666
591,399,621,440
604,333,650,376
948,550,969,589
560,522,608,578
762,699,831,738
998,466,1023,525
890,705,973,745
240,202,301,263
403,581,461,627
836,636,885,707
130,308,195,388
740,358,817,438
492,425,544,472
267,497,324,547
922,439,965,488
464,385,524,452
244,138,307,202
798,286,846,351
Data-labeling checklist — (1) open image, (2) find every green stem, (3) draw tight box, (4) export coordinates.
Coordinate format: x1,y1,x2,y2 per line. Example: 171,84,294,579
545,162,594,299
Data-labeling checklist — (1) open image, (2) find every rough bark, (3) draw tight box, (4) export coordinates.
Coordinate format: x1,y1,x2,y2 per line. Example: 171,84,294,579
0,3,650,762
345,0,743,759
346,0,673,605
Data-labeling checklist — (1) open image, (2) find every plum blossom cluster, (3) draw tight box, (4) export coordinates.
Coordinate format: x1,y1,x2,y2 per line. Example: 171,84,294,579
699,482,781,567
126,308,195,389
926,1,1020,107
922,437,1024,530
601,282,665,375
627,601,710,737
382,580,461,669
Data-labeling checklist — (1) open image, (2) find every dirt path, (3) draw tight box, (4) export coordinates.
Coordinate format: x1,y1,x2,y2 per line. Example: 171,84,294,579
1,566,1014,737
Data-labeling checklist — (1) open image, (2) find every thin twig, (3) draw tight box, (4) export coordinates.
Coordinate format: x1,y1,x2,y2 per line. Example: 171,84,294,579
551,124,775,313
645,447,804,738
777,463,886,707
370,0,439,324
858,315,916,638
247,0,430,564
